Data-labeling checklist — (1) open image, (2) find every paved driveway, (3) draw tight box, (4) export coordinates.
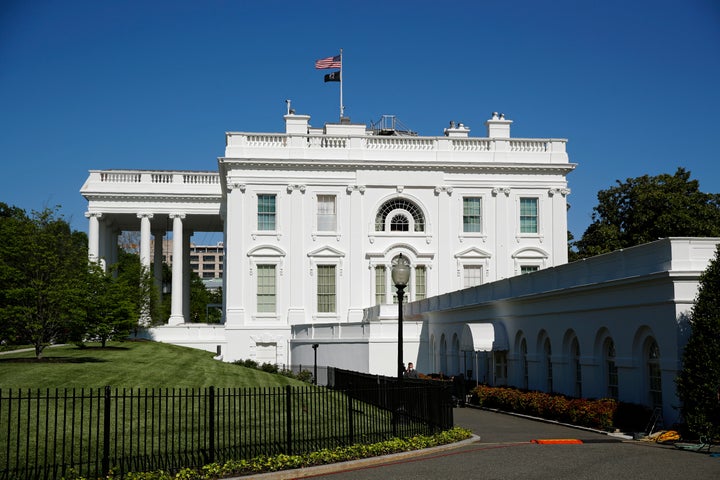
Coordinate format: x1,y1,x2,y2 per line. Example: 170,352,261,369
255,407,720,480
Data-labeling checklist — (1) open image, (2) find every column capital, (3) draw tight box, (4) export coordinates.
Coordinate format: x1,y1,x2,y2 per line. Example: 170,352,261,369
169,213,186,220
434,185,454,196
227,182,246,192
137,212,154,219
287,184,307,193
85,212,103,219
492,187,511,196
346,185,366,194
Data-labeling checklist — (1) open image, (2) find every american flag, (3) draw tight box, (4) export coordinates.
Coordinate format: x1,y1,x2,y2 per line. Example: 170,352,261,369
315,55,341,69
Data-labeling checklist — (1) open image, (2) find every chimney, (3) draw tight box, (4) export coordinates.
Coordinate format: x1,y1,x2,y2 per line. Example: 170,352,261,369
444,120,470,138
485,112,512,138
284,114,311,134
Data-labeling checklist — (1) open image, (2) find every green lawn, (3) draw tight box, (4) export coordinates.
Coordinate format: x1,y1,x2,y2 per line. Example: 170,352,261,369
0,340,306,389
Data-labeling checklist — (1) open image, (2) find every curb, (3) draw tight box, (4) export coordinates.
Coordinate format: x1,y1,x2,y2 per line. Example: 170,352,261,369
226,434,482,480
465,404,634,440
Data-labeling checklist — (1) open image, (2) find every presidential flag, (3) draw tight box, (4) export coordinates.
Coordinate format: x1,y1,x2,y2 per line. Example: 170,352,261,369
324,71,341,82
315,55,341,69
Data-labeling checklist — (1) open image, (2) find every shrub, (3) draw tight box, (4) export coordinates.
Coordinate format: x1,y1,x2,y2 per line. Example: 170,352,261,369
62,427,472,479
470,385,617,430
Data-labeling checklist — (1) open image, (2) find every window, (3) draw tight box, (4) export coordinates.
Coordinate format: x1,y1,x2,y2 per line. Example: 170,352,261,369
464,265,483,288
257,194,276,231
520,265,539,274
520,197,538,233
203,263,215,270
390,214,409,231
648,340,662,411
317,195,337,231
415,266,426,300
572,338,582,398
317,265,336,313
375,266,386,305
520,338,529,390
375,198,425,232
463,197,482,233
494,351,508,385
544,338,553,392
257,264,276,313
606,339,618,400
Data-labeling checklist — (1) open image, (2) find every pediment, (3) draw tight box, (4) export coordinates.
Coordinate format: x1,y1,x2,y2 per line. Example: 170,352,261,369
454,247,492,259
307,245,346,258
247,245,286,257
511,246,549,259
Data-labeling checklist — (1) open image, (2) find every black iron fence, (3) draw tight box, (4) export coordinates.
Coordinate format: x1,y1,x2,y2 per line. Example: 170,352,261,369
0,373,453,480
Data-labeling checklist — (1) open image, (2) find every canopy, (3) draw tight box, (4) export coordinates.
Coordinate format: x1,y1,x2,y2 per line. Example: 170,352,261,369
460,323,509,352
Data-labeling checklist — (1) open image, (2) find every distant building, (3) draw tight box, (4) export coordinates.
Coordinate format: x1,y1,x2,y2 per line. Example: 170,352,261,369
149,239,224,281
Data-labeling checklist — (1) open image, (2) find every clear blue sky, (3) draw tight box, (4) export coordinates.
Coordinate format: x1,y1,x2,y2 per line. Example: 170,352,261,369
1,0,719,243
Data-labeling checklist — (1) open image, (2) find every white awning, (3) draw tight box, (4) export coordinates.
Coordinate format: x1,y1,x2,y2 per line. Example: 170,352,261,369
460,323,509,352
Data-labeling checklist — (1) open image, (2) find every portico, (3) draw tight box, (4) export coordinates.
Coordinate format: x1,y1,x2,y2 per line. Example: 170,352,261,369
81,170,223,325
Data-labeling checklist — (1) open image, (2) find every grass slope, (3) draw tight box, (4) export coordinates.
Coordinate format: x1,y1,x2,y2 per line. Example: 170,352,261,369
0,340,306,389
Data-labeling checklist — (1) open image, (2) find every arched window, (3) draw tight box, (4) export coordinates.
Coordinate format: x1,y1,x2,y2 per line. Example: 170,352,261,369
520,338,528,390
571,338,582,398
375,198,425,232
647,340,662,411
605,339,618,400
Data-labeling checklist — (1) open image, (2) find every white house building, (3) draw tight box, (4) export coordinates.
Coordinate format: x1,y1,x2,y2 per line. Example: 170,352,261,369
81,110,573,365
81,108,717,424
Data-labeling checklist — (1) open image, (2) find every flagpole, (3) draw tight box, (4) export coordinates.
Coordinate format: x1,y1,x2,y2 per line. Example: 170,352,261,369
339,48,344,119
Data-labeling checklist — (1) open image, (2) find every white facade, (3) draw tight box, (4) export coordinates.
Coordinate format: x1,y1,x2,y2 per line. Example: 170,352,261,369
81,109,718,424
81,110,573,364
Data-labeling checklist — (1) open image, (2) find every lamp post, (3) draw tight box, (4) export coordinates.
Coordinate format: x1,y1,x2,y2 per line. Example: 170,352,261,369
391,253,411,382
312,343,319,385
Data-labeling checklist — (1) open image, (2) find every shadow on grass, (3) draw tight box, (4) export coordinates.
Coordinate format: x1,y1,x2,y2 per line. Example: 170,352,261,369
75,346,130,351
0,357,107,363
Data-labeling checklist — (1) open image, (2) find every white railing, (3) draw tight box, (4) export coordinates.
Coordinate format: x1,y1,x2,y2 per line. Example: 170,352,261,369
450,138,493,152
183,173,220,184
509,139,549,152
97,171,219,185
245,134,286,148
226,132,566,155
366,136,435,150
100,172,141,183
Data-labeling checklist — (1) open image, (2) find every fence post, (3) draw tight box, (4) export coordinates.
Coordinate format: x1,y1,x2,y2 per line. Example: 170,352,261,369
347,383,354,445
285,385,292,454
102,386,111,477
208,386,215,464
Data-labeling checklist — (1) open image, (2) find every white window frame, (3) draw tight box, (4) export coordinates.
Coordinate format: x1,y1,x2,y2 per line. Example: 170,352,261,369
254,192,281,239
255,263,277,314
316,264,337,315
518,196,540,236
463,264,483,288
315,193,338,234
462,196,483,234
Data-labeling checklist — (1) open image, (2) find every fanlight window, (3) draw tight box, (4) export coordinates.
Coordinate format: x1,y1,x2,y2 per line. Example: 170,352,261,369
375,198,425,232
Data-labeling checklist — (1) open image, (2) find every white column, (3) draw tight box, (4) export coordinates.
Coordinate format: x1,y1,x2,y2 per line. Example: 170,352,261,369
346,185,365,321
138,213,153,270
153,230,164,298
168,213,186,325
85,212,102,265
183,229,192,322
224,182,246,327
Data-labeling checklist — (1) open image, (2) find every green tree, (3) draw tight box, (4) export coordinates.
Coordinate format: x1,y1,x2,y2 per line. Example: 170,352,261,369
81,264,137,347
574,168,720,258
676,245,720,440
0,206,89,357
